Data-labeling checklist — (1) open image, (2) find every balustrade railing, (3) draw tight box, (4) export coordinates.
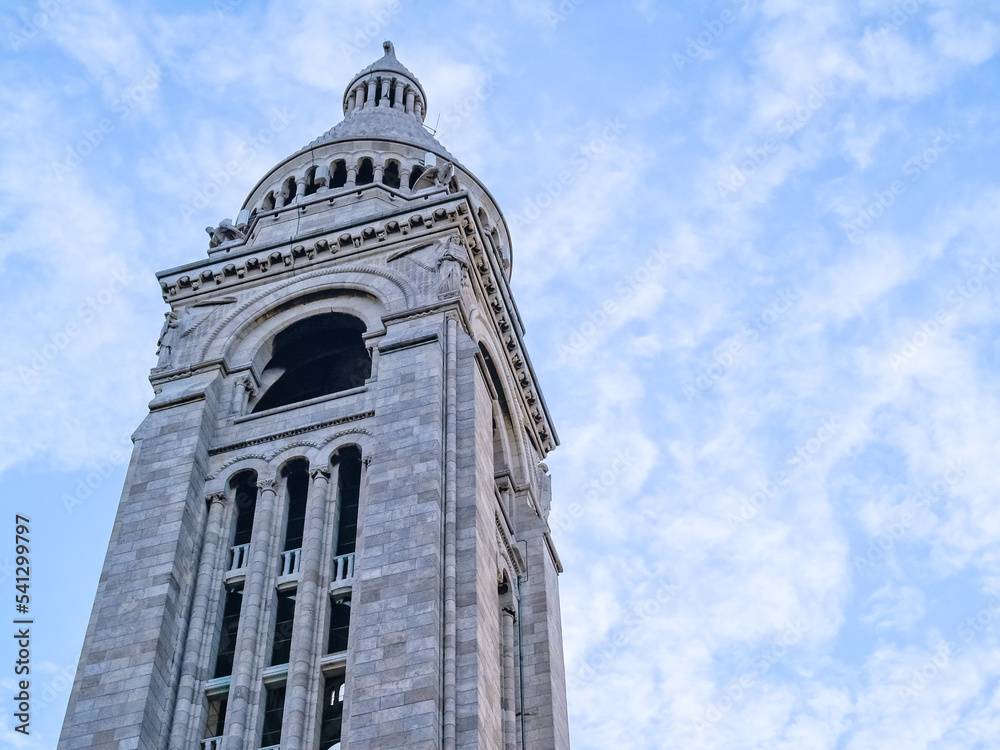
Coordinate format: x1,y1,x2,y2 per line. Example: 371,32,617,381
279,548,301,577
228,543,250,572
332,552,355,584
201,738,223,750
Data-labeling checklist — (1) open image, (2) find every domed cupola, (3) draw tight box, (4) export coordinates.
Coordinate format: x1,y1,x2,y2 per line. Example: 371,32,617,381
218,41,512,278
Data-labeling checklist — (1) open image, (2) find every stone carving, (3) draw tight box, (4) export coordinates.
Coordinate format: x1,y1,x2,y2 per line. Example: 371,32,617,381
206,491,227,506
155,309,181,367
412,161,455,193
256,477,278,493
206,219,247,248
310,467,332,483
435,233,468,297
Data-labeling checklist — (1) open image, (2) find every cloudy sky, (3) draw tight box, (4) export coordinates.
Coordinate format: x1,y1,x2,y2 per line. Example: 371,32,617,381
3,0,1000,747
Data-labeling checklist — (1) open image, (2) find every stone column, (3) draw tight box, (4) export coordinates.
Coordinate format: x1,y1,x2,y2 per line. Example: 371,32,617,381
374,164,384,184
355,84,366,112
167,492,228,750
280,467,332,750
405,88,415,115
366,79,377,109
346,167,357,188
501,606,518,750
224,477,279,750
378,77,391,107
415,96,424,121
297,175,310,202
346,90,356,114
392,80,405,110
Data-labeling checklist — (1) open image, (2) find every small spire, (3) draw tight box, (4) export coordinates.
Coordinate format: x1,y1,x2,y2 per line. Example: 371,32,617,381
383,40,394,57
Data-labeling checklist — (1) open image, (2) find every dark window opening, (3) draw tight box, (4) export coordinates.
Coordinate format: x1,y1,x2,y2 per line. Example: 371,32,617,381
231,471,258,547
408,165,425,189
261,686,286,747
382,161,400,189
335,446,362,556
204,695,228,739
331,160,347,188
281,176,297,205
327,595,351,654
374,78,382,106
214,587,243,678
271,591,296,666
304,166,319,196
319,676,346,750
283,461,309,551
388,78,397,107
356,158,374,186
252,313,372,413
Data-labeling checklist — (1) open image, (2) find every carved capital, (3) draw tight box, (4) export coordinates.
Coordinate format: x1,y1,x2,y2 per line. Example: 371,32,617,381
310,467,332,483
256,477,278,493
206,491,227,507
501,605,517,621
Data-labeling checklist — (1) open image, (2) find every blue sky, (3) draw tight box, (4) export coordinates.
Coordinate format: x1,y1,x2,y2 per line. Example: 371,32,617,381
2,0,1000,747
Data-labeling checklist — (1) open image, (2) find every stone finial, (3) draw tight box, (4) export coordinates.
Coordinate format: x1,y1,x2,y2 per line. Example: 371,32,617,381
383,40,394,56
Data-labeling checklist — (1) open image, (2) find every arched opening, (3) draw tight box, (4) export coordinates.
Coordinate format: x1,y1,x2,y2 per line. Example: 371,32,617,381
281,176,297,205
304,166,319,196
252,313,372,413
382,160,401,189
334,445,362,557
356,158,374,186
262,192,276,211
408,165,425,189
479,344,517,478
331,160,348,189
230,470,258,546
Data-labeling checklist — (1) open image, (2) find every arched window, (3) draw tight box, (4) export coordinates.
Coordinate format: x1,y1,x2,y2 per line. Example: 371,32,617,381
356,158,374,185
281,176,297,205
408,165,425,189
382,160,400,189
304,166,319,196
331,160,347,189
252,313,372,413
231,470,258,548
334,445,362,556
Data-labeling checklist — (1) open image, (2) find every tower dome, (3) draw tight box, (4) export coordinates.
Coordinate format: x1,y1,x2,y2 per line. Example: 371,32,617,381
232,41,513,275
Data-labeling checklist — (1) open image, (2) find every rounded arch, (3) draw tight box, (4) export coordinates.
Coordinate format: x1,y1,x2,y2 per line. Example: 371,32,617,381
200,267,413,363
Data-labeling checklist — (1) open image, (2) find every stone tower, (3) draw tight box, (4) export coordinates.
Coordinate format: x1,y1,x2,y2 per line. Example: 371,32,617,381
58,42,570,750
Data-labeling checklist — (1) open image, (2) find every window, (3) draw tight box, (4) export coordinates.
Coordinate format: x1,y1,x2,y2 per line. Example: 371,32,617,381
283,461,308,552
335,447,362,556
231,471,258,547
214,587,243,678
204,695,227,739
261,686,286,747
382,161,400,189
271,591,296,666
251,313,372,413
331,160,347,188
327,595,351,654
356,158,374,185
408,165,425,189
319,676,346,750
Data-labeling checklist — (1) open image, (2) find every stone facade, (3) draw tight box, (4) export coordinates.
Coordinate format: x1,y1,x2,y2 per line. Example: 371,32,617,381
59,42,569,750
